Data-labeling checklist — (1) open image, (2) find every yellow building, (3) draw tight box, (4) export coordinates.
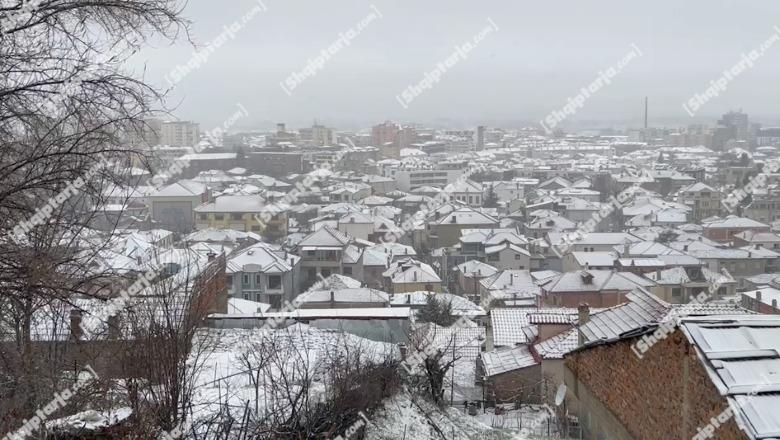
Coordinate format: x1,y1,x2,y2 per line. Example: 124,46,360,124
194,195,287,238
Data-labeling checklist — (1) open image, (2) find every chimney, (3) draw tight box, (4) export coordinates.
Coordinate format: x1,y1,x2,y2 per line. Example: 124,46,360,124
107,314,120,340
290,257,295,266
623,243,630,257
330,290,335,306
510,273,515,285
70,309,83,341
773,299,778,310
756,291,762,311
578,303,590,346
413,271,417,281
207,252,216,262
683,244,689,252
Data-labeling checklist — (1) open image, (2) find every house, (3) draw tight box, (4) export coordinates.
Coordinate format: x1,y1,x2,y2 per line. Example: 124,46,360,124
647,266,736,303
195,195,287,238
148,180,209,234
485,242,531,271
295,288,390,309
526,214,578,239
226,243,299,309
478,270,541,307
361,174,397,195
294,226,352,290
668,240,778,287
548,232,642,254
382,258,442,293
327,182,372,203
350,246,390,289
443,179,483,207
337,212,374,241
537,176,571,190
490,180,526,202
565,312,775,440
555,188,601,203
454,260,498,298
562,252,617,272
733,230,780,249
540,270,656,308
678,182,722,222
477,346,541,404
702,215,770,243
428,208,500,248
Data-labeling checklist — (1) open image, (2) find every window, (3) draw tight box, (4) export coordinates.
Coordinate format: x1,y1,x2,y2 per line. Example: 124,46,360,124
226,275,233,288
251,225,262,232
514,255,523,260
488,254,499,261
343,267,352,275
256,274,262,284
215,213,224,220
232,213,242,220
243,274,250,286
269,294,282,310
199,213,207,220
268,275,282,289
672,288,682,299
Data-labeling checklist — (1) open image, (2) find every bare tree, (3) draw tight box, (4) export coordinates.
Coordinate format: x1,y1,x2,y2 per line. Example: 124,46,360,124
0,0,188,433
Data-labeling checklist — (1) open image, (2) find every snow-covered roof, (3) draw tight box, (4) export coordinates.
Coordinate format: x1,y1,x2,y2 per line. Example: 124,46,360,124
481,345,538,376
297,226,351,248
383,258,441,284
533,328,578,359
542,270,655,294
703,215,769,229
680,315,780,440
389,292,486,317
298,288,390,305
195,195,266,213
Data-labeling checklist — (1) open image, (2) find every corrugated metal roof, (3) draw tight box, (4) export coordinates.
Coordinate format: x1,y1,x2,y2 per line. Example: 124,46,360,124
680,316,780,440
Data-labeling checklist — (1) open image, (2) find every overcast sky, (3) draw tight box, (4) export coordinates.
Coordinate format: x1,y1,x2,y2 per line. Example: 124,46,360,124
130,0,780,131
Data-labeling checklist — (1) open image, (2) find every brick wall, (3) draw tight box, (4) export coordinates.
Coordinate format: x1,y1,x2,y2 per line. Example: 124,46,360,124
565,330,745,440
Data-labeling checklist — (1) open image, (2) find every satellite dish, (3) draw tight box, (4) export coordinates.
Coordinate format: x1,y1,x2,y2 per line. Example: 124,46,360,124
554,384,567,406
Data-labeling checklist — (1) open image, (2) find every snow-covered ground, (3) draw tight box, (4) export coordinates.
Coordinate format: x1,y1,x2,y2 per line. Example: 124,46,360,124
366,391,520,440
188,324,399,434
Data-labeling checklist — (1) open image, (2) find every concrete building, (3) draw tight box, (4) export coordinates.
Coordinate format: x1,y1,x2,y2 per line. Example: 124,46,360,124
678,182,722,222
160,120,200,147
148,180,209,234
226,243,300,309
194,195,286,238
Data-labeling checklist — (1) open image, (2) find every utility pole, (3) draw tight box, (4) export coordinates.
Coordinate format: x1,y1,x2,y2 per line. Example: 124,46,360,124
450,332,455,406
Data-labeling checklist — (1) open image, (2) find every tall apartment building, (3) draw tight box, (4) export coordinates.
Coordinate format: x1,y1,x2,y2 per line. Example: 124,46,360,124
372,121,400,158
145,120,201,147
